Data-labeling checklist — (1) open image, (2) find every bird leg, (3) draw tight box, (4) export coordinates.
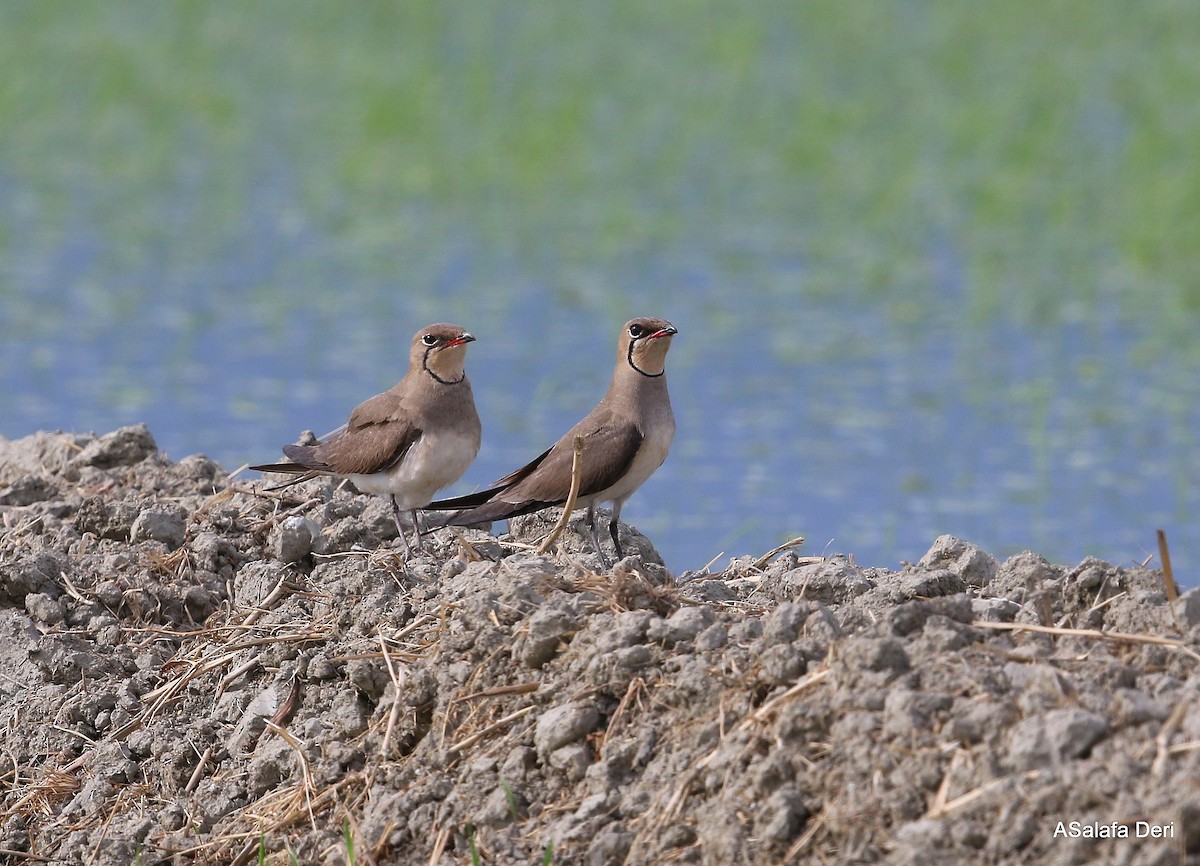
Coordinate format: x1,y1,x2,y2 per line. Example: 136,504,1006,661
410,508,424,550
608,502,625,559
391,495,415,557
584,503,613,568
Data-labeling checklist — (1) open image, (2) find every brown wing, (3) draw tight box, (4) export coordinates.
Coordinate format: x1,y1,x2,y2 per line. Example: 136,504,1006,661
346,390,402,431
432,413,642,526
280,390,422,477
508,418,641,504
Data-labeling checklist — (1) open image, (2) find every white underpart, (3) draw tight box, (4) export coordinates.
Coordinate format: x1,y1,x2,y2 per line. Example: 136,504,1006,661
346,429,480,510
586,416,675,511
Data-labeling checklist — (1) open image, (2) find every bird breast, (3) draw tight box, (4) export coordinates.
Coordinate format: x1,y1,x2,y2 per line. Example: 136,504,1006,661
590,415,675,506
346,429,481,509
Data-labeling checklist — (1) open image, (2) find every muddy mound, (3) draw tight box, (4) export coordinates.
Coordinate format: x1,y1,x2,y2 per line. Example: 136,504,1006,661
2,426,1198,865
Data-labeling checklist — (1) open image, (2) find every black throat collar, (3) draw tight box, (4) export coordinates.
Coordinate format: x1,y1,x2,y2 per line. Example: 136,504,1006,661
424,348,466,385
627,340,665,378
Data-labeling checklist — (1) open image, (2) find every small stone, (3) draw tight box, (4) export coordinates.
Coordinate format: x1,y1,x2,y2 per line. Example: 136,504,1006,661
25,593,64,626
728,617,763,642
1174,588,1200,629
613,645,652,672
234,561,282,609
130,507,188,550
500,554,560,581
184,585,215,621
521,608,577,667
838,637,910,676
695,623,729,651
535,702,600,758
228,687,281,753
755,787,809,842
1113,689,1169,726
346,659,388,701
71,424,157,469
574,792,609,821
880,568,968,600
74,498,139,541
246,744,292,798
94,581,124,609
477,783,526,826
650,605,713,645
888,601,936,636
191,779,242,831
594,611,654,652
587,827,632,866
307,653,340,681
28,634,90,684
971,597,1020,622
893,818,949,850
682,579,738,603
760,644,806,685
778,557,872,603
0,475,58,506
274,516,320,563
998,551,1062,587
1072,564,1106,591
762,602,810,644
918,535,998,587
883,689,953,738
1007,709,1107,770
176,453,221,481
547,743,591,781
189,532,224,572
501,746,537,781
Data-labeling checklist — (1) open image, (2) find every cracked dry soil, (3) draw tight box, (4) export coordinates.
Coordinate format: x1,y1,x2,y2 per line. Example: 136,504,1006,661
2,425,1200,865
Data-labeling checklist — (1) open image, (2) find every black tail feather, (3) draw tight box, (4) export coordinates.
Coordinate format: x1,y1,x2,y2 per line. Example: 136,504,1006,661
249,462,309,475
427,497,557,528
423,485,507,511
249,462,322,491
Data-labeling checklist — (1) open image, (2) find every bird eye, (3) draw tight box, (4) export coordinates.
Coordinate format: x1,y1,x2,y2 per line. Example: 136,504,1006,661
422,334,439,346
628,323,645,338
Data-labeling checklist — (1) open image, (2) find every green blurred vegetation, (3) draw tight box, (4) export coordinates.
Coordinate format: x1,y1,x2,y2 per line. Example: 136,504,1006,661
2,2,1198,570
2,1,1198,325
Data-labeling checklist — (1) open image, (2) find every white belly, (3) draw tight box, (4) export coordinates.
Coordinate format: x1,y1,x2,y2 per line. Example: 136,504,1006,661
589,420,674,507
347,430,479,509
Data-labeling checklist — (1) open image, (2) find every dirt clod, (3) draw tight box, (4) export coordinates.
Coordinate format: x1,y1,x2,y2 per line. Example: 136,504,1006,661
0,426,1196,865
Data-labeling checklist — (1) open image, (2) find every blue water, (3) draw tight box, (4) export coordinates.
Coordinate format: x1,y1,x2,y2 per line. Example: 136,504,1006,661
3,3,1199,579
3,203,1197,579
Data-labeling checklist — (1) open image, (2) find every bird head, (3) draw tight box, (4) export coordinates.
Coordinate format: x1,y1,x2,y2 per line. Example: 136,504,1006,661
413,323,476,384
622,317,677,378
